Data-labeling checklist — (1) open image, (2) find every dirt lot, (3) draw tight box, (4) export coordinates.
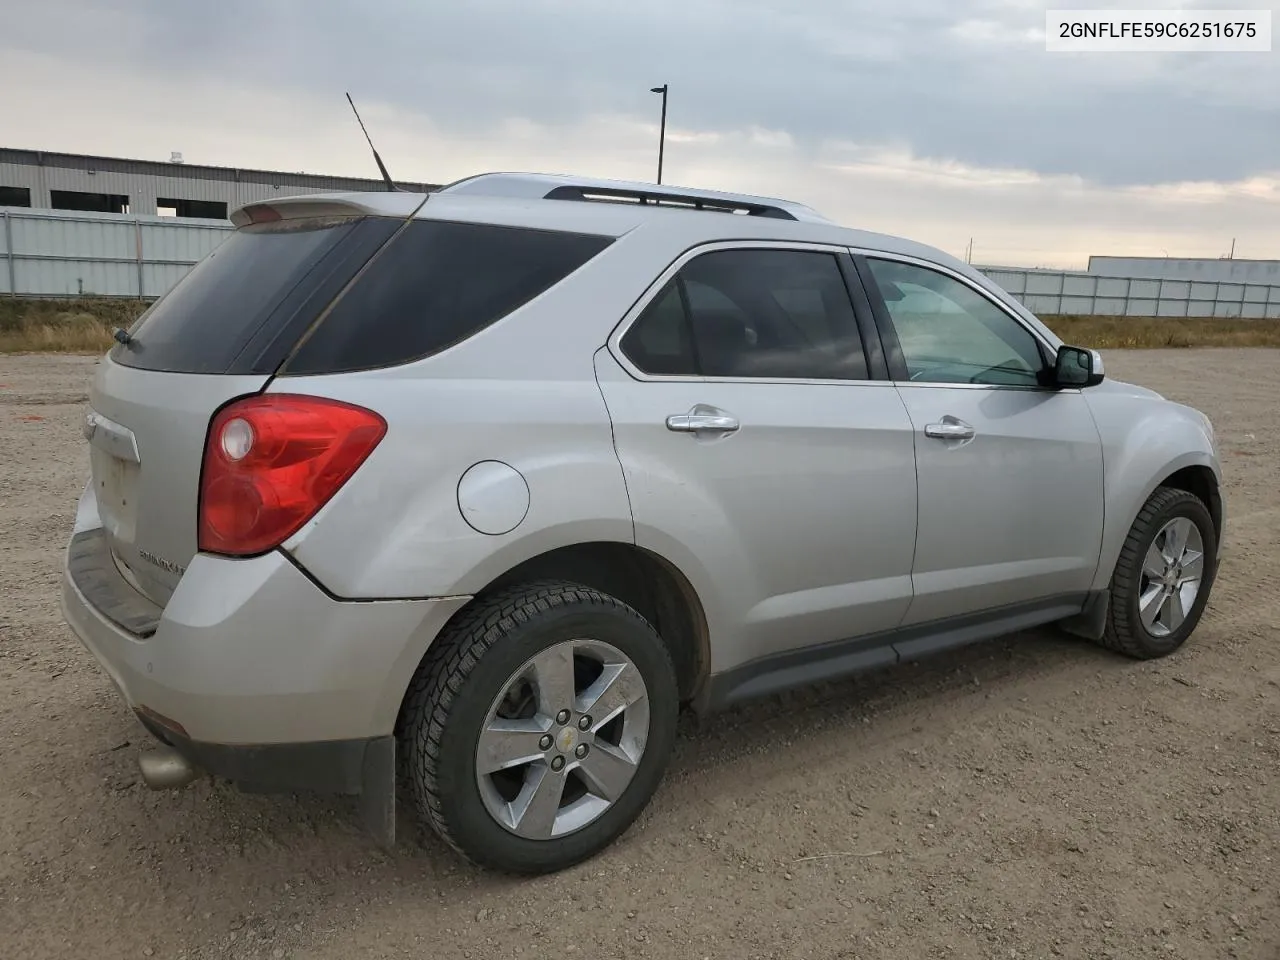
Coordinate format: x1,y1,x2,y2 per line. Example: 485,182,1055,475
1,350,1278,960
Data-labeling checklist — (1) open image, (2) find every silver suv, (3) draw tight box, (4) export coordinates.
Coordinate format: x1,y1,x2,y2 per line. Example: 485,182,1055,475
62,173,1224,874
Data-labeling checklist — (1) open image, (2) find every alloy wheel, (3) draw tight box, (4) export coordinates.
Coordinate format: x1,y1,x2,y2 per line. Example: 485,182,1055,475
475,639,651,840
1138,516,1205,638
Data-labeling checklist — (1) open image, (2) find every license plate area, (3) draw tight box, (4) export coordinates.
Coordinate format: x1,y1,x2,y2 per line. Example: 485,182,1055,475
90,445,140,544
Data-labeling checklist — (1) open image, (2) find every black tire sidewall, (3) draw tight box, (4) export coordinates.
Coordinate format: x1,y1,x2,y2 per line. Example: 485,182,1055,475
1119,493,1217,655
425,600,678,874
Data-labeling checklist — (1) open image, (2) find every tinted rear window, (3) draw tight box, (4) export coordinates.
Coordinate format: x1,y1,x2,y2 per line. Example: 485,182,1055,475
620,248,870,381
112,216,399,375
280,220,614,375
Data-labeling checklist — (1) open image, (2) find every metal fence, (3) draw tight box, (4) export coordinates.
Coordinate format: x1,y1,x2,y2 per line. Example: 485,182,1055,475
1,206,231,298
6,206,1280,319
978,266,1280,319
1087,255,1280,286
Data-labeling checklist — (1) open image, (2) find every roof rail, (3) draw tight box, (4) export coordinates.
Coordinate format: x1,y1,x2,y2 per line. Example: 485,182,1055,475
436,173,832,223
542,184,796,219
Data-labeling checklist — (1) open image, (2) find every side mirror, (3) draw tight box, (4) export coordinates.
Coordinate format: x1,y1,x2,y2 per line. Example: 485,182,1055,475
1053,344,1105,388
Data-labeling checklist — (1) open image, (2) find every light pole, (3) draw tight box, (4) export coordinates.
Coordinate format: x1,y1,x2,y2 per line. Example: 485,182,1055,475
650,84,668,185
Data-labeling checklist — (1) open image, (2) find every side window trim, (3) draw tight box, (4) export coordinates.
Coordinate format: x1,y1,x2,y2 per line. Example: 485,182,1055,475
851,249,1057,390
674,276,705,374
607,240,893,384
851,253,908,382
837,253,889,381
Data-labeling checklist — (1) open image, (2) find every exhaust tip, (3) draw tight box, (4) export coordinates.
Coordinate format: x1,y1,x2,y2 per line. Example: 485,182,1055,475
138,746,198,790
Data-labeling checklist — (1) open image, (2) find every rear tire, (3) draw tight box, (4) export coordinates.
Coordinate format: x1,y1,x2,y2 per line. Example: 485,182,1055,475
1100,486,1217,659
399,580,678,874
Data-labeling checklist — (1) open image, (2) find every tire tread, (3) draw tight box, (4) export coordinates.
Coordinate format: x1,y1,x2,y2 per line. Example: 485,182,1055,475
399,579,666,867
1099,486,1213,659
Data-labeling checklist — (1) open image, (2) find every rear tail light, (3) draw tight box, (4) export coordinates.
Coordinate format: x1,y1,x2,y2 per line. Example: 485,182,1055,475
198,394,387,557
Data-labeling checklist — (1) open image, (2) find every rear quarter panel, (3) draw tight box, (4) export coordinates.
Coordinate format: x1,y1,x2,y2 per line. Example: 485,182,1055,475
271,226,681,599
276,372,634,598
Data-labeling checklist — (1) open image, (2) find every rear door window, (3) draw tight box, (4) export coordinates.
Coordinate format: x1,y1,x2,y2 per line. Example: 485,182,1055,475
619,247,870,380
617,281,696,376
112,216,399,375
281,220,614,375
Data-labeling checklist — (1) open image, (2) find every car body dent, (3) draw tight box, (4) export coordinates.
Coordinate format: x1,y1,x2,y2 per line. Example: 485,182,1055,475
276,371,634,600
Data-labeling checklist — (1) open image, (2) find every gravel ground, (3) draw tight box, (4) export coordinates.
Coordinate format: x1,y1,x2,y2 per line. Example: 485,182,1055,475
1,349,1277,960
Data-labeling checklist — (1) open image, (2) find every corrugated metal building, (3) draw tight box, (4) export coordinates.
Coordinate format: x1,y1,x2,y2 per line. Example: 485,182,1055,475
1087,255,1280,286
0,147,438,220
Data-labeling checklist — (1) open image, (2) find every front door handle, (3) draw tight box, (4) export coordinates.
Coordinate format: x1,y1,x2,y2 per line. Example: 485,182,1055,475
666,405,740,435
924,417,975,441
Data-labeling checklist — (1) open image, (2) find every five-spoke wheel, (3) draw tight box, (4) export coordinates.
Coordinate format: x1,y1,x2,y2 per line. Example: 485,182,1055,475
1102,485,1218,658
475,639,651,840
399,581,677,874
1137,516,1205,638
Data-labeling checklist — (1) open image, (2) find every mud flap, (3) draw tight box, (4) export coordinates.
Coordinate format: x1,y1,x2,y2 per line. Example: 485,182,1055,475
1057,589,1109,641
358,735,396,848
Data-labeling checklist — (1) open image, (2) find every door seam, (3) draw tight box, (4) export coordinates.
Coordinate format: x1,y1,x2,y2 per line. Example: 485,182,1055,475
591,346,638,547
891,382,923,627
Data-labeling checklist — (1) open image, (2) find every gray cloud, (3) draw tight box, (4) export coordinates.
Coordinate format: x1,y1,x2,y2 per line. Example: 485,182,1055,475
5,0,1279,188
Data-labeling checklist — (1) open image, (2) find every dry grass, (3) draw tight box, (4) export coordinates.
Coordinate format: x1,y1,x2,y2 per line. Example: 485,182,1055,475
0,298,149,354
1042,314,1280,349
0,298,1277,354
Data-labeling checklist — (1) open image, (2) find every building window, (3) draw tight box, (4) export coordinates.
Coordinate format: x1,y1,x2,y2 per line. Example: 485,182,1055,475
0,186,32,207
50,190,129,214
156,197,228,220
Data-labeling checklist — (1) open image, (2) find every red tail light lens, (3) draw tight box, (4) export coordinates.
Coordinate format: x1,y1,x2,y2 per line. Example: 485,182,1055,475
198,394,387,557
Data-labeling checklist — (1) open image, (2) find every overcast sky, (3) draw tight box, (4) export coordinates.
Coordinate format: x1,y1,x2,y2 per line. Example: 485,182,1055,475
3,0,1277,267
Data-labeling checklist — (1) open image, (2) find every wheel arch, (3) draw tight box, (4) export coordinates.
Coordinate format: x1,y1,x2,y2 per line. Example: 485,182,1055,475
394,541,711,732
1159,463,1223,547
1093,448,1222,593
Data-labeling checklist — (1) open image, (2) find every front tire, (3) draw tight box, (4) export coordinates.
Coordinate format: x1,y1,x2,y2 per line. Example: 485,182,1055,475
399,580,678,874
1100,486,1218,659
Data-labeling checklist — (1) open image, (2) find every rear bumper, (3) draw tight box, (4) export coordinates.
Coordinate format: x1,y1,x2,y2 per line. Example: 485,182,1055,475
132,706,389,796
130,706,399,844
60,522,470,751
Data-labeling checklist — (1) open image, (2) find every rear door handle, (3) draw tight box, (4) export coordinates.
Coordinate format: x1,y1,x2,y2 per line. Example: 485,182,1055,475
666,406,740,435
924,417,975,441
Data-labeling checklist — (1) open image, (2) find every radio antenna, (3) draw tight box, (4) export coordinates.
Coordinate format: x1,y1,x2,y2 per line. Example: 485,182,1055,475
346,92,398,192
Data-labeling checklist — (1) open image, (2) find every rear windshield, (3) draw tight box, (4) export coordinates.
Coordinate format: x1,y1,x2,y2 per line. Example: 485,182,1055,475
280,220,614,375
111,216,400,375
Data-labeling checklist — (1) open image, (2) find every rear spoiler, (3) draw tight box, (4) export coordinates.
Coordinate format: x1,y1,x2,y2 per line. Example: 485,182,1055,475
230,191,429,228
